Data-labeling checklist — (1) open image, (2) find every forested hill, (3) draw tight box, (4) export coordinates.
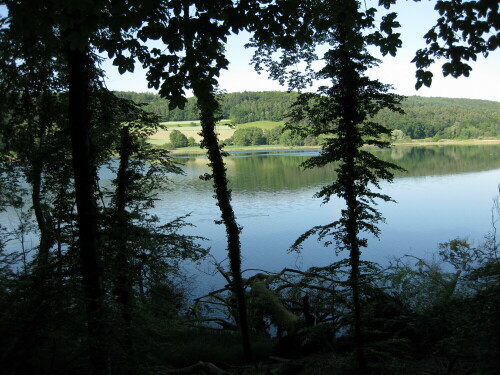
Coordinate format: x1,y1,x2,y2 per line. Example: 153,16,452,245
115,91,299,123
115,91,500,139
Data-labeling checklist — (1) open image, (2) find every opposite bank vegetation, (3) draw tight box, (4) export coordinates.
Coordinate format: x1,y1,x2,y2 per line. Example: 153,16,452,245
114,91,500,144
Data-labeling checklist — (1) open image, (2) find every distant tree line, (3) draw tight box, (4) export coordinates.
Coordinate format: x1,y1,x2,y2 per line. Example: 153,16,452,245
375,96,500,139
226,126,323,147
115,91,299,124
115,91,500,140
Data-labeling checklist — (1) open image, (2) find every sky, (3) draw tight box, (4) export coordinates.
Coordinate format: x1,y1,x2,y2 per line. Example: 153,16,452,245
102,1,500,102
1,2,496,101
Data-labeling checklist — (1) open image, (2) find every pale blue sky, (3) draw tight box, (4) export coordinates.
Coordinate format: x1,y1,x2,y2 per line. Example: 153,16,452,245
1,2,497,101
103,1,500,101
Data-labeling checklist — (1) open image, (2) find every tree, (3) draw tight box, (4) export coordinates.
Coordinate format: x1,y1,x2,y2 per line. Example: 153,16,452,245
180,2,254,359
169,129,189,148
1,1,199,372
136,1,271,360
231,127,266,146
264,125,285,145
98,93,206,373
250,0,404,369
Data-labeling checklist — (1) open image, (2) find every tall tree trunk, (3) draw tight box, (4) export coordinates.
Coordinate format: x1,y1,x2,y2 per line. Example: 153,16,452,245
338,21,366,369
67,44,109,375
346,184,365,370
343,105,365,371
181,0,252,360
198,105,253,360
32,160,52,275
114,126,135,373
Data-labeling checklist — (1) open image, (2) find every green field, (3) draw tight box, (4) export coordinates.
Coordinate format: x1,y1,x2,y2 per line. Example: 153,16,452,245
160,119,232,127
159,120,282,129
236,120,284,130
149,120,284,145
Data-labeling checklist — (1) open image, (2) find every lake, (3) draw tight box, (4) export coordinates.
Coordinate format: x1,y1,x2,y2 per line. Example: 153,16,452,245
153,144,500,293
1,144,499,295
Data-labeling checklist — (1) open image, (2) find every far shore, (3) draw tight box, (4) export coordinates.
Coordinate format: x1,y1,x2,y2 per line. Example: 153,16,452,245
164,138,500,155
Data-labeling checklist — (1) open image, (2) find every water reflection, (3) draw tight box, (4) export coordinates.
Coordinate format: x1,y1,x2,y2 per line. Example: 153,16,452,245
173,144,500,193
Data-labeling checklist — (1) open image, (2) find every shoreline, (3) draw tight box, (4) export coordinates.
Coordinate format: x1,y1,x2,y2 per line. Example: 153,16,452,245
165,138,500,155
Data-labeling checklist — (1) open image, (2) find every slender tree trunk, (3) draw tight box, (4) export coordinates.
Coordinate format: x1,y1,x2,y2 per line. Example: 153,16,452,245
67,44,109,375
344,110,367,372
115,126,135,373
32,162,52,275
344,113,365,370
198,104,252,361
181,1,252,360
338,23,366,368
21,90,53,277
346,188,365,370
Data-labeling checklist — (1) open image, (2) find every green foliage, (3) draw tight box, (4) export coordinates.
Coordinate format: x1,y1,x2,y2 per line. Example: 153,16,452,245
237,120,284,130
374,96,500,139
169,129,189,148
119,90,500,140
114,91,299,123
381,229,500,371
390,129,406,142
264,125,285,145
279,129,306,146
230,127,265,146
221,91,299,123
413,0,499,89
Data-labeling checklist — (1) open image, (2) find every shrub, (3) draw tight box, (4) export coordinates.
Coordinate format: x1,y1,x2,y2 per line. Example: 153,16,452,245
232,127,265,146
279,129,304,146
264,125,285,145
169,129,189,147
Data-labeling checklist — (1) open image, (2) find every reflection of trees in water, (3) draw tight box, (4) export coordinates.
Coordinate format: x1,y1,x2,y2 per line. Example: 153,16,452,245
390,147,407,160
175,145,500,193
380,145,500,177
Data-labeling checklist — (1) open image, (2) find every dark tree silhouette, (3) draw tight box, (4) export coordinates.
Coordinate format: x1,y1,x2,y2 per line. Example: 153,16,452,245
251,0,404,369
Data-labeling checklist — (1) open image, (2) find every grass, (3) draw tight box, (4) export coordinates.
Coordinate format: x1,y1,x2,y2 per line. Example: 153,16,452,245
149,125,235,144
159,120,283,129
160,121,199,127
236,120,284,130
149,122,500,151
160,119,232,127
149,121,283,144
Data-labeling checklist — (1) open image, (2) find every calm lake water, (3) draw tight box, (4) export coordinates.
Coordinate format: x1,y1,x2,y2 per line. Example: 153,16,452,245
153,144,500,293
1,144,499,295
